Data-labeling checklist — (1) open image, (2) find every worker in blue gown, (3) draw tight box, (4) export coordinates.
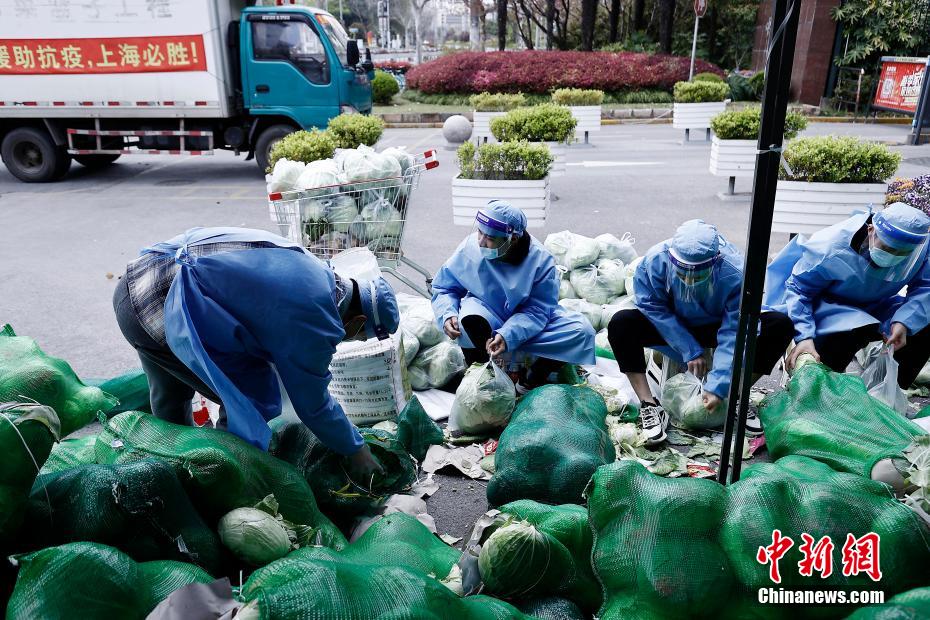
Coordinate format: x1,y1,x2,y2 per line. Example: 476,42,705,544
765,202,930,383
113,226,398,476
431,201,595,394
606,220,794,445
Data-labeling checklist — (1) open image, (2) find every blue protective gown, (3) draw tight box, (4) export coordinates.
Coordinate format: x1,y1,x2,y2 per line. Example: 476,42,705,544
142,227,363,454
431,234,595,365
633,237,745,399
764,212,930,341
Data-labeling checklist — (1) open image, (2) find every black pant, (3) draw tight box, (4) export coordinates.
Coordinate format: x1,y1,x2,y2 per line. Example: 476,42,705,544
460,315,564,387
113,276,226,427
607,308,795,378
815,324,930,388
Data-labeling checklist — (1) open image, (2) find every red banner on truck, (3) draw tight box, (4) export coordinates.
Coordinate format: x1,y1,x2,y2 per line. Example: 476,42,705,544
872,57,927,114
0,35,206,75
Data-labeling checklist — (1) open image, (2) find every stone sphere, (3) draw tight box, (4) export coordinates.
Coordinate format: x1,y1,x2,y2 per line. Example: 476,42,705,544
443,115,473,146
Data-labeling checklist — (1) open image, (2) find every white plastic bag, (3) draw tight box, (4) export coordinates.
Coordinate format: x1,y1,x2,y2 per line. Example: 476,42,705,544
381,146,415,174
569,265,613,305
449,362,516,434
601,296,637,329
624,256,644,299
596,232,637,264
410,341,466,389
556,266,577,300
660,372,727,430
267,159,306,193
399,296,445,349
597,258,626,295
860,343,909,415
594,329,613,359
329,334,412,425
295,159,344,197
559,298,602,331
544,231,600,270
543,231,574,265
351,198,403,242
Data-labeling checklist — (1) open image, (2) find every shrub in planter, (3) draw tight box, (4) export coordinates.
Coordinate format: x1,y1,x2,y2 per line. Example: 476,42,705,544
693,72,725,83
372,71,400,105
490,104,577,143
779,136,901,183
457,141,553,181
673,80,730,103
551,88,605,106
268,128,336,170
326,114,384,149
726,73,756,101
611,89,674,104
748,71,765,98
885,174,930,215
710,108,808,140
469,92,526,112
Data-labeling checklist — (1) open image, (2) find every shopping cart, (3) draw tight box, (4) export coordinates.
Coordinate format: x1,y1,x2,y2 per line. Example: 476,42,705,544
267,150,439,297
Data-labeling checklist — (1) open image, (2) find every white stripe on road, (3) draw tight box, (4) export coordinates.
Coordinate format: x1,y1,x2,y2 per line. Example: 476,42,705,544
566,161,664,167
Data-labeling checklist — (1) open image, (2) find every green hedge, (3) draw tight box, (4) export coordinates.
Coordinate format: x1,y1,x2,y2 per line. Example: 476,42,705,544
490,104,577,143
693,72,725,83
711,108,808,141
268,128,336,170
469,92,527,112
551,88,605,106
457,141,553,181
780,136,901,184
673,80,730,103
326,114,384,149
372,71,400,105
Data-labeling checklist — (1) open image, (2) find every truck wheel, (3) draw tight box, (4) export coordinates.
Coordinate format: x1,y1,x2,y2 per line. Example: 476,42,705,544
74,154,121,168
255,124,297,172
1,127,71,182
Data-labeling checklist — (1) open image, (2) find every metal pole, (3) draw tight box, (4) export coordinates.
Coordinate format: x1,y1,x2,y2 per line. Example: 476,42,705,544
716,0,801,485
688,15,700,80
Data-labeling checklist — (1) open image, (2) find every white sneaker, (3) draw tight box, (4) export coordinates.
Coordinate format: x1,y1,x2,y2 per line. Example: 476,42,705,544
640,403,669,446
744,408,763,435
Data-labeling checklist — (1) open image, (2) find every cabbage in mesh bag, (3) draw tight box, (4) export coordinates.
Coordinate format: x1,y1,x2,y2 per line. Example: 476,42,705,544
267,159,306,193
568,266,612,305
558,298,602,331
596,258,626,296
660,372,726,430
596,232,637,264
409,341,466,389
450,362,516,434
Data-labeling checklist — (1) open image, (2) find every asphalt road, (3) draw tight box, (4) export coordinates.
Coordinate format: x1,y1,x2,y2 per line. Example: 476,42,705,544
2,121,928,541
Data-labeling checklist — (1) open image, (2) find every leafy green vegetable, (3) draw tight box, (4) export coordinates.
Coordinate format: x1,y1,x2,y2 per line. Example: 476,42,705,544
218,507,291,567
478,521,551,598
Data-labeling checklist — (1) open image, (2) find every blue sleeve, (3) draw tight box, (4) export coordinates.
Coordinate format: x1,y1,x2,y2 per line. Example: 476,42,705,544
892,258,930,334
705,284,741,399
633,258,704,363
431,252,468,327
783,258,833,342
497,258,558,351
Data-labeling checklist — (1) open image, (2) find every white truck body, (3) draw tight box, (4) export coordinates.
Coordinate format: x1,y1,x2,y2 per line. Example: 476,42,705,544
0,0,244,118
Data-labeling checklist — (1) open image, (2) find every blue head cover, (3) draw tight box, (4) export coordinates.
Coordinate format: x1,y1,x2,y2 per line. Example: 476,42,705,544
358,277,400,340
476,200,528,238
873,202,930,249
669,219,721,267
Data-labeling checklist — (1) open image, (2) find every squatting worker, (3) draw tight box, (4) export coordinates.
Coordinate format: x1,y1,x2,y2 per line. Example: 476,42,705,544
431,201,595,394
607,220,794,446
113,226,398,476
766,202,930,381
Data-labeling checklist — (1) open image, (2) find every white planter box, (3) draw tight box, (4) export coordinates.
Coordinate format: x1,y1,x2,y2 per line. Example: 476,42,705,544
452,174,550,228
472,110,506,143
773,181,889,235
709,137,756,178
673,101,727,130
540,141,567,177
568,105,602,134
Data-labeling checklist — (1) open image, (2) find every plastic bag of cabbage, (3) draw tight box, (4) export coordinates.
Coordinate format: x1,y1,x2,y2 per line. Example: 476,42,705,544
267,158,305,193
596,232,637,264
559,298,603,332
296,159,344,197
398,294,446,349
661,372,727,430
545,231,601,270
351,198,403,246
300,195,359,243
409,341,466,390
449,362,516,434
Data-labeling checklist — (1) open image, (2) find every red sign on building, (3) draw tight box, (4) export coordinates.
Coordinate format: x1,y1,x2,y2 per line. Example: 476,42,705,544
873,56,928,114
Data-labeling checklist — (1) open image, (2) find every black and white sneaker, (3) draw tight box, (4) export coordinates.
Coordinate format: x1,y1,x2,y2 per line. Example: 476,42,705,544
639,403,670,446
744,408,764,435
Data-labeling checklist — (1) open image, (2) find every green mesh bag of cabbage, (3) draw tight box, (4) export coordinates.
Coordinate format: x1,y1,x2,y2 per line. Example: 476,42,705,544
37,434,98,476
95,410,346,550
516,597,587,620
0,325,116,435
23,459,224,574
6,542,213,620
846,586,930,619
87,369,151,414
0,402,60,547
477,500,600,612
586,456,930,620
487,385,614,507
760,362,925,478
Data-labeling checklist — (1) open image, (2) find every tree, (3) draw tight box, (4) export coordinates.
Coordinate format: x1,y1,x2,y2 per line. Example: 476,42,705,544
608,0,621,42
633,0,646,31
410,0,432,63
468,0,484,49
579,0,597,50
657,0,674,53
497,0,508,49
545,0,555,48
833,0,922,68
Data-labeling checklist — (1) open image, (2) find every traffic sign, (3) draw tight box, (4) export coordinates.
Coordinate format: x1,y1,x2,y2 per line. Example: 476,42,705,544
694,0,707,17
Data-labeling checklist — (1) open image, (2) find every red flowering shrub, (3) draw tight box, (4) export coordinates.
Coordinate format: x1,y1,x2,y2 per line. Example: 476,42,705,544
407,50,724,94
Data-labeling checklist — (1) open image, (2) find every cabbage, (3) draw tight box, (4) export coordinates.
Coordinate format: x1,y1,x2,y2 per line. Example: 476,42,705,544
625,256,643,298
351,199,403,243
601,297,636,328
565,235,601,270
401,301,445,348
342,145,402,189
597,258,626,295
544,231,573,264
326,194,359,233
559,298,602,331
218,507,291,566
569,265,612,305
450,362,516,434
410,341,466,389
559,278,577,300
478,521,551,598
661,372,727,430
381,146,415,174
400,329,420,365
596,232,637,263
408,365,431,391
267,159,306,193
295,159,344,197
595,330,613,359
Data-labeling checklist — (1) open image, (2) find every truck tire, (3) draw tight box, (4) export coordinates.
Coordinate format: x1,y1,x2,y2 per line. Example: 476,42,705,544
74,154,121,168
1,127,71,182
255,124,297,173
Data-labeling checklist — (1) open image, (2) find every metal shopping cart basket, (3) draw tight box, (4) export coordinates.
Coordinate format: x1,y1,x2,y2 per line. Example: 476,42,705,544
267,150,439,297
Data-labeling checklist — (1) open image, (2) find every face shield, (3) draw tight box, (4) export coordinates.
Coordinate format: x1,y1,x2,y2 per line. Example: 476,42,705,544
867,215,929,281
667,247,719,303
473,209,517,260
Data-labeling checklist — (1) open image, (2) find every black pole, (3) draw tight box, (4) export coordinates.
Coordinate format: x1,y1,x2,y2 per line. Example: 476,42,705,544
716,0,801,485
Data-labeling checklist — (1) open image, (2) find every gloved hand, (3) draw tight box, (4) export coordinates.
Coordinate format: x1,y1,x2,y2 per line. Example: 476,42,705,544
885,322,907,351
347,444,384,480
687,357,707,379
444,317,461,340
702,392,722,412
487,334,507,359
786,338,820,370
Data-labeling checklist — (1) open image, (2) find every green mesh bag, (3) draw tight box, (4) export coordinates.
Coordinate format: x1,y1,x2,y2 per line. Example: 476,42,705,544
0,325,117,436
516,597,588,620
393,396,445,461
0,402,60,547
239,546,529,620
487,385,614,507
88,369,151,414
846,587,930,619
587,456,930,620
6,542,213,620
23,459,225,574
760,363,925,477
95,410,346,550
37,434,97,476
493,500,600,612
